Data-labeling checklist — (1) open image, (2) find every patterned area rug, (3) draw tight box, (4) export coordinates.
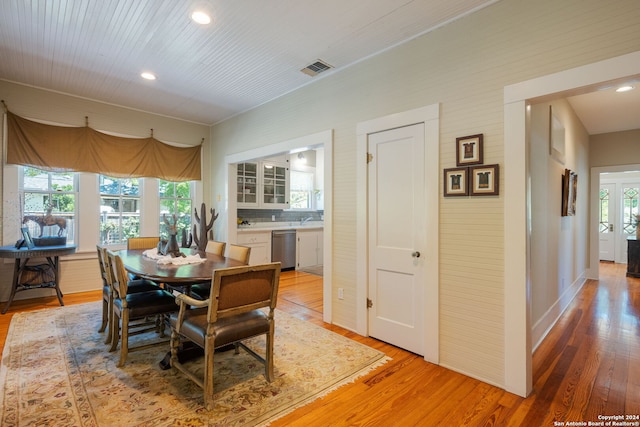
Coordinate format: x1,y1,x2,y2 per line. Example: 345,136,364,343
0,302,388,426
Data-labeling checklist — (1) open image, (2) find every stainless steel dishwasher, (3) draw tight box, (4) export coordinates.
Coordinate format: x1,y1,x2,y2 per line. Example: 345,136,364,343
271,229,296,270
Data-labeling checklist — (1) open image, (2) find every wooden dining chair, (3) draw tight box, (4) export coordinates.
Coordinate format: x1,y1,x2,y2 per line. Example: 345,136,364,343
99,246,159,344
168,262,281,410
127,236,161,250
205,240,226,256
227,244,251,265
108,251,177,367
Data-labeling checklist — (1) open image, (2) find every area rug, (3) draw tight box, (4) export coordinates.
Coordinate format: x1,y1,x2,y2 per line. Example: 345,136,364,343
0,302,388,426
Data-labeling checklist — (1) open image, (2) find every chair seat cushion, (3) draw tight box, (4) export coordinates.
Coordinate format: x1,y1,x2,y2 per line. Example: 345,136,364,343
128,279,160,293
169,309,269,349
114,290,177,318
188,283,210,300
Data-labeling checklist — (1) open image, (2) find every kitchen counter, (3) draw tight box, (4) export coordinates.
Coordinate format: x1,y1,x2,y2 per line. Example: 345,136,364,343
237,221,324,232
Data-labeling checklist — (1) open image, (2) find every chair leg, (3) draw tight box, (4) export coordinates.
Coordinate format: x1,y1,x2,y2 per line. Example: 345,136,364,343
109,310,119,353
104,293,114,345
99,297,108,333
265,329,274,382
203,338,215,410
118,309,130,367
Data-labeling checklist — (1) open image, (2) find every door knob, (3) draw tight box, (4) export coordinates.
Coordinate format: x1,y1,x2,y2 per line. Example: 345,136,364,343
412,251,421,258
609,224,614,232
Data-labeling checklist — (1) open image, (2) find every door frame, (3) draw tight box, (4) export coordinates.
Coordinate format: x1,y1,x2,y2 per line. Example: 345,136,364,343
224,129,334,323
592,166,640,267
355,104,440,364
504,50,640,397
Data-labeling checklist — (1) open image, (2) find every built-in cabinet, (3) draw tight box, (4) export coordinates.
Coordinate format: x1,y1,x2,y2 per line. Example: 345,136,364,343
237,158,289,209
237,231,271,265
297,229,323,268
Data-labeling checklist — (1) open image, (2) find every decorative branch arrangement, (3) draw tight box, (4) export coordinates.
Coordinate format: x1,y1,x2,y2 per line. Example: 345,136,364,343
192,203,218,252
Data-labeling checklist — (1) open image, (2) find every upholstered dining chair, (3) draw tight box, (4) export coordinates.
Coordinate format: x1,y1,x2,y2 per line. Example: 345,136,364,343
205,240,226,256
168,262,281,410
108,251,177,367
226,244,251,265
188,241,229,299
98,246,159,344
127,236,161,250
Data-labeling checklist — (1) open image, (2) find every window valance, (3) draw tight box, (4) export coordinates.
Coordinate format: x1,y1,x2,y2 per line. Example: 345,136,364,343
6,111,202,181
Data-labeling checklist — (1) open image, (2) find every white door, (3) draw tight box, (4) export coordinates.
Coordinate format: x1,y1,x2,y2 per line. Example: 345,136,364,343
367,124,425,356
619,184,640,263
599,183,615,261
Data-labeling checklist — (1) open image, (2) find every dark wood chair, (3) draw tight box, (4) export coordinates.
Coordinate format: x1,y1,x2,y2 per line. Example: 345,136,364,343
168,262,281,410
108,251,177,367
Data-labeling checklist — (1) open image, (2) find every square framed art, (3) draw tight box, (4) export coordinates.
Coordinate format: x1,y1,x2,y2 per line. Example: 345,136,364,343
469,164,499,196
456,134,483,166
443,167,469,197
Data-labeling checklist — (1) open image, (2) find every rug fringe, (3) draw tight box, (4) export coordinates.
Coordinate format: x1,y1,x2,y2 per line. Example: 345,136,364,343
260,355,392,427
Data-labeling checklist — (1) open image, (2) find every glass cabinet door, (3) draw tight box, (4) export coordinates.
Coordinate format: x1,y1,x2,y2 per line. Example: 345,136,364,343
263,163,287,206
237,162,257,205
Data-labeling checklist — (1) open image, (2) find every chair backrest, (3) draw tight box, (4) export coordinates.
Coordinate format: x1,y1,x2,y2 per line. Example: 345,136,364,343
127,236,160,250
96,245,108,286
226,244,251,264
207,262,281,323
205,240,226,256
106,250,128,299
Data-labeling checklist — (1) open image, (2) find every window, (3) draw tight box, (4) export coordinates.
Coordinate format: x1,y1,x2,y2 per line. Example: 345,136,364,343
99,175,141,244
623,187,639,235
290,170,314,209
159,180,192,241
22,167,77,243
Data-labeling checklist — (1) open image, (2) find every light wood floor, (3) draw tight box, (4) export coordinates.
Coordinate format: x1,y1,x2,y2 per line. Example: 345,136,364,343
1,263,638,426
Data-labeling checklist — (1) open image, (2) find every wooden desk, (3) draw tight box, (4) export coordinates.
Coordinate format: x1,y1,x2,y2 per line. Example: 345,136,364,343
0,244,77,314
117,247,244,287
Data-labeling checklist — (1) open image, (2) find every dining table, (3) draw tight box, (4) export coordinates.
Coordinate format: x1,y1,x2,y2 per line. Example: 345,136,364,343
116,246,246,369
117,246,244,291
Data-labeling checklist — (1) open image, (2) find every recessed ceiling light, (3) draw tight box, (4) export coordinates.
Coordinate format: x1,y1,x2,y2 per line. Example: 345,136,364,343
615,85,634,93
191,11,211,25
140,72,156,80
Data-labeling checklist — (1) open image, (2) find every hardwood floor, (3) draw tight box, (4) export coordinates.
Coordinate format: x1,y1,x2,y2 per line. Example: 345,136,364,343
1,263,638,426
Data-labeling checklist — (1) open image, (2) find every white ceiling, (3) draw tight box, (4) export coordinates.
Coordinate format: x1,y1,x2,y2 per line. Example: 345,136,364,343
0,0,496,125
0,0,638,133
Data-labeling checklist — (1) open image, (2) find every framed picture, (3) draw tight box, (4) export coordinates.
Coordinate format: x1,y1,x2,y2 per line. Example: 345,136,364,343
443,167,469,197
549,106,566,164
469,164,499,196
456,134,483,166
561,168,577,216
20,226,35,249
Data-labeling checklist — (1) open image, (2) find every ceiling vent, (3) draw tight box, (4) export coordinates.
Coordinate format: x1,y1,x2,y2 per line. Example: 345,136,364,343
301,59,333,77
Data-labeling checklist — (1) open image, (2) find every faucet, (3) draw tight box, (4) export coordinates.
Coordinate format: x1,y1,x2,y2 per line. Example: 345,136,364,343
300,216,314,225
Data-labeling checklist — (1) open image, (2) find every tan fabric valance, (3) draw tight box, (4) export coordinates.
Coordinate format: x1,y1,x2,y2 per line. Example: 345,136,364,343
6,112,201,181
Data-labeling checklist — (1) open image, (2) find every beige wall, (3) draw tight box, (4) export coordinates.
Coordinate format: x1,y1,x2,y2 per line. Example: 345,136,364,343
529,99,590,348
208,0,640,388
590,129,640,167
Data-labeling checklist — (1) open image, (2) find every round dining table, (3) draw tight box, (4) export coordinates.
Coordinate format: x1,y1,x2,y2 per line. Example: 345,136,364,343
116,247,244,287
116,247,246,369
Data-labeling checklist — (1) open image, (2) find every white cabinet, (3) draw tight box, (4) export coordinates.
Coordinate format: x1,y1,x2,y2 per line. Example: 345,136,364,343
236,158,289,209
237,162,258,207
237,231,271,265
296,229,323,268
261,160,289,209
